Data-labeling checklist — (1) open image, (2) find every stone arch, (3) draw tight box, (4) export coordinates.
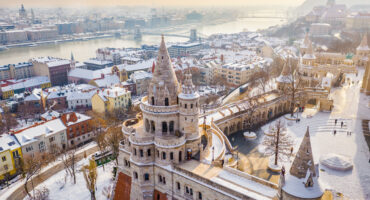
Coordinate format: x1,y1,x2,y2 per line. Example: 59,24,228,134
307,98,317,105
223,127,229,135
237,121,242,131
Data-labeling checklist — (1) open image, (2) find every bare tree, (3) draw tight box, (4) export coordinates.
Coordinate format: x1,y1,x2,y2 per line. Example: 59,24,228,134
25,187,49,200
0,106,18,133
262,119,294,166
82,159,98,200
20,155,44,198
61,147,77,184
280,58,302,117
106,127,122,165
94,132,108,170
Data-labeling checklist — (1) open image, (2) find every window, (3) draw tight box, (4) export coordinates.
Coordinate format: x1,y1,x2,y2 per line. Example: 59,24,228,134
157,150,159,157
144,173,149,181
185,104,187,109
162,122,168,133
134,148,137,156
186,186,189,194
2,156,6,162
198,192,202,200
170,152,174,160
49,136,55,142
163,177,166,184
169,121,174,133
190,188,193,195
147,149,151,156
191,104,193,108
151,121,155,132
179,151,182,162
12,151,19,158
140,149,144,157
177,182,180,190
165,98,169,106
159,175,162,183
151,96,155,105
145,119,150,132
134,172,138,179
162,152,166,160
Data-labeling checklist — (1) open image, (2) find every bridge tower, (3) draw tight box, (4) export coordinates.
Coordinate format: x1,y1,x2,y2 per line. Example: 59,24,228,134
134,25,142,40
190,29,197,42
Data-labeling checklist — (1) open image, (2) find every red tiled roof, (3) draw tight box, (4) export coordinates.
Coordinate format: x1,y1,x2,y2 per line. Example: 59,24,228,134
113,172,131,200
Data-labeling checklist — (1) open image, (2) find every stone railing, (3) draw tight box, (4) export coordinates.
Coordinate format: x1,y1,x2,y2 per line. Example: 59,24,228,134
223,166,278,189
173,165,254,200
154,133,186,148
129,134,154,145
140,100,179,114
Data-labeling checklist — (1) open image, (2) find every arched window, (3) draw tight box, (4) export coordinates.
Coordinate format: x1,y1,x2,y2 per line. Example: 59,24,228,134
165,98,169,106
140,149,143,157
134,148,137,156
151,96,155,105
151,121,155,133
162,122,168,133
134,172,138,179
144,173,149,181
191,104,193,108
179,151,182,162
162,152,166,160
170,152,174,160
147,149,151,156
169,121,174,133
185,104,187,109
145,119,150,132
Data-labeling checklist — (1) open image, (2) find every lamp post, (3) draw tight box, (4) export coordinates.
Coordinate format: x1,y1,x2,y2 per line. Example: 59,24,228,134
212,146,215,161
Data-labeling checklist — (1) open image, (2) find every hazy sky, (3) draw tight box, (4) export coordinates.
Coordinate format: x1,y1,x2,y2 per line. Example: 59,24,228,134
0,0,305,8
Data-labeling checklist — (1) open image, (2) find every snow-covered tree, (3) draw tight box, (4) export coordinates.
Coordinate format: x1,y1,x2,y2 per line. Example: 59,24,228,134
82,159,98,200
262,119,294,166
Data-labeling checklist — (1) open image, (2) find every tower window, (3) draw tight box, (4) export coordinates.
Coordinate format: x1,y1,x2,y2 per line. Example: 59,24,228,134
191,104,193,108
170,152,174,160
162,122,168,133
169,121,174,133
177,182,181,190
179,151,182,162
144,173,149,181
134,172,138,179
145,119,150,132
165,98,169,106
134,148,137,156
198,192,202,199
151,121,155,132
140,149,143,157
151,96,155,105
162,152,166,160
147,149,151,156
185,104,187,109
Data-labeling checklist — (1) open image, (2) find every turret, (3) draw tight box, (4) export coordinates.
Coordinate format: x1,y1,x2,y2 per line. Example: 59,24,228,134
178,67,201,155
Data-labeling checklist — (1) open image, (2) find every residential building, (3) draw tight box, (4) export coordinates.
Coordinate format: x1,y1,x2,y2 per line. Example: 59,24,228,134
91,86,131,114
1,76,51,99
168,42,202,57
13,119,67,158
346,12,370,33
0,62,34,81
60,112,93,147
0,134,22,182
309,23,331,36
46,91,68,111
31,57,71,86
130,70,152,95
83,59,113,70
66,90,95,110
26,29,58,41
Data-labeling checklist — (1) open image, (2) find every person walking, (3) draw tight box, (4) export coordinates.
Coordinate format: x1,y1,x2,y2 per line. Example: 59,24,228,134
334,130,336,135
341,121,344,128
335,119,337,125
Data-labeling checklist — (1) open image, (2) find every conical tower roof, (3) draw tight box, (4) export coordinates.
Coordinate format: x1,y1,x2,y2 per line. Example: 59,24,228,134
290,127,316,178
281,60,291,76
148,35,180,106
357,34,369,51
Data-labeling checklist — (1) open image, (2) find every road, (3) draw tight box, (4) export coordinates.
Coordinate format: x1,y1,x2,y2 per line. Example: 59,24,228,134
7,145,98,200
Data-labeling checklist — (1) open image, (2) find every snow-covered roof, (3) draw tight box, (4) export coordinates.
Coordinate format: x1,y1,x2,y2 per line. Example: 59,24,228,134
282,173,324,199
1,76,50,92
93,74,120,88
0,134,20,152
101,86,130,98
14,119,66,146
66,90,96,101
41,110,60,121
46,60,70,68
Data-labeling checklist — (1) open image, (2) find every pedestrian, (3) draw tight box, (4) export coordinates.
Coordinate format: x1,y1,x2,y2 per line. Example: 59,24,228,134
350,132,352,135
335,119,337,125
290,147,293,155
341,121,343,128
334,130,336,135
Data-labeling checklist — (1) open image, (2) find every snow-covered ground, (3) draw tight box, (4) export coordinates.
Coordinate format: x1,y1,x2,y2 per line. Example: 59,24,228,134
24,159,114,200
261,71,370,199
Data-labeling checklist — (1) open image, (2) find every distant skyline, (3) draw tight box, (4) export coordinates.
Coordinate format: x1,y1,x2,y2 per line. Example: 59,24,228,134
0,0,306,8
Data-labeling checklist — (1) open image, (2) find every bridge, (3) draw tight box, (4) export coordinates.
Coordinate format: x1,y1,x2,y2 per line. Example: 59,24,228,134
124,28,208,41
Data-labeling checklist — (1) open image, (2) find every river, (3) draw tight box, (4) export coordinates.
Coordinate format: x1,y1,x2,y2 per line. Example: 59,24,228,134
0,17,286,65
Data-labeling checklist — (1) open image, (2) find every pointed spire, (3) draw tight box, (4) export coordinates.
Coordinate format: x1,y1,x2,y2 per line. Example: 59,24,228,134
357,34,369,51
303,32,311,48
182,66,196,94
290,126,316,179
281,59,291,76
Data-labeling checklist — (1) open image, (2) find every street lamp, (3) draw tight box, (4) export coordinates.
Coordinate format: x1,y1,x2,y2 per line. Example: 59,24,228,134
212,146,215,161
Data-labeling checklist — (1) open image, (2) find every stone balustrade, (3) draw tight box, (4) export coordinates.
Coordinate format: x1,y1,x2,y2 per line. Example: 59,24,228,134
140,99,179,114
154,133,186,148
